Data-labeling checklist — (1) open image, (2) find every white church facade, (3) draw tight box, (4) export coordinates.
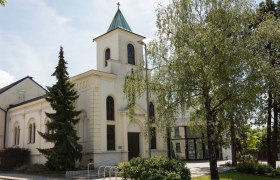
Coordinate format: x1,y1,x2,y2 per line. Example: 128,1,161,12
0,8,231,167
1,8,168,167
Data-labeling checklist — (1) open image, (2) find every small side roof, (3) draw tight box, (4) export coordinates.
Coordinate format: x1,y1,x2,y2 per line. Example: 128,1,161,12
0,76,47,94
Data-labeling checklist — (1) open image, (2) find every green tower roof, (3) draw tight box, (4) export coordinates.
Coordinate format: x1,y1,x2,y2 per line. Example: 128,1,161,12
107,9,132,32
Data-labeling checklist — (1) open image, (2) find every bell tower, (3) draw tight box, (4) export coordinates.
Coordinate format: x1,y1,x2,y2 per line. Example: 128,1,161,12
93,5,145,77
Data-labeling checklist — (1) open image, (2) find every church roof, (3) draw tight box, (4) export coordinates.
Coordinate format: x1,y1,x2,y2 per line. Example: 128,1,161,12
107,9,132,33
0,76,46,94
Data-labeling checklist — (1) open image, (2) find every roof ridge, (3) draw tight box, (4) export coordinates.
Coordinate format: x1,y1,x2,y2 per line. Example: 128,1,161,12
0,76,31,94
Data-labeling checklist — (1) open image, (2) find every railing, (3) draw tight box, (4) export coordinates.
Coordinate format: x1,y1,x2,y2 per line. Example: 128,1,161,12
87,159,119,179
98,165,119,180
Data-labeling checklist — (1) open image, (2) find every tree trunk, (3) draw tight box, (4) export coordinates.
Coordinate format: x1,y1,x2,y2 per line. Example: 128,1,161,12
267,91,272,166
230,118,237,166
271,94,278,168
204,91,219,180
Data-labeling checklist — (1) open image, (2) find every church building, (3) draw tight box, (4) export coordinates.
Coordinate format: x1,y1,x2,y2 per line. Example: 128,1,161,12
0,7,167,167
0,7,231,167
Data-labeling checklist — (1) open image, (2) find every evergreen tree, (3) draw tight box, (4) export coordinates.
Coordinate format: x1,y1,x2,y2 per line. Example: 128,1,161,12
38,47,82,170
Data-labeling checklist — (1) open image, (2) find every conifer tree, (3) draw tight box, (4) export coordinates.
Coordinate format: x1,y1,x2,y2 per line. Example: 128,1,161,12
38,47,82,170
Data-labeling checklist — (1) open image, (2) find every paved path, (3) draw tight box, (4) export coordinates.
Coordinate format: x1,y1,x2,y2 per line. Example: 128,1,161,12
186,160,234,177
0,161,279,179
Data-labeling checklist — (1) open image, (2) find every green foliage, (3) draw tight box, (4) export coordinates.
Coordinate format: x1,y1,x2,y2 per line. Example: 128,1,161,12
194,172,278,180
272,167,280,176
0,0,7,6
256,163,273,174
38,47,82,171
118,156,191,180
15,164,48,173
239,126,264,155
236,162,257,174
0,148,30,170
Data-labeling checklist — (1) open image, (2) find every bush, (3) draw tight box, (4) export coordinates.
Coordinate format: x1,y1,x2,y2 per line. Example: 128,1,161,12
118,156,191,180
15,164,48,173
272,167,280,176
256,163,272,174
0,148,30,170
238,154,257,164
236,162,256,174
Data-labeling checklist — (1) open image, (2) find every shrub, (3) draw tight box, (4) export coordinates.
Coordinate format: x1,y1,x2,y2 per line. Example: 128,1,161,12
15,164,48,173
0,148,30,170
236,162,256,174
272,167,280,176
256,163,272,174
238,154,257,164
118,156,191,180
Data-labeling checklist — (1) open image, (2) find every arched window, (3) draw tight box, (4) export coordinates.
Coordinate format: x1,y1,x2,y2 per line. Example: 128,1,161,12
105,48,110,67
149,102,155,123
28,121,36,144
149,102,155,118
45,119,53,135
14,123,20,145
106,96,115,120
127,44,135,65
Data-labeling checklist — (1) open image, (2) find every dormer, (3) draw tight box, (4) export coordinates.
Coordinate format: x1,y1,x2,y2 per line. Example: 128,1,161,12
93,7,145,74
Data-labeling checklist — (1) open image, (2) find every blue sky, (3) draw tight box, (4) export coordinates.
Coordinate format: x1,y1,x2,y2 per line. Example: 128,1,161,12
0,0,264,88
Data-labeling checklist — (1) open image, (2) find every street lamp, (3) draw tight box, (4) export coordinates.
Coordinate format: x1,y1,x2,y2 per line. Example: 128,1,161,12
137,40,151,158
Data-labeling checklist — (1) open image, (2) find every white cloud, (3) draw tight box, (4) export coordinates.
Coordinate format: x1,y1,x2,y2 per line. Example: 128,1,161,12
0,70,15,88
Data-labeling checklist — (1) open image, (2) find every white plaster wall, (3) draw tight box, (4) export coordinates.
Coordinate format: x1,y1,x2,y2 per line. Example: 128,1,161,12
222,147,232,160
7,99,53,164
0,78,46,150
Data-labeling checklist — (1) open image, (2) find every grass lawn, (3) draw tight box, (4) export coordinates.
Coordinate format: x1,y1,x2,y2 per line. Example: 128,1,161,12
192,172,280,180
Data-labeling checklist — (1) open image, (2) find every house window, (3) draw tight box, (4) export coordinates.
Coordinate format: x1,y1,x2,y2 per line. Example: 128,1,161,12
105,48,110,67
107,125,115,150
174,127,180,137
151,127,157,149
14,124,20,145
127,44,135,65
176,143,181,153
106,96,115,120
28,122,36,144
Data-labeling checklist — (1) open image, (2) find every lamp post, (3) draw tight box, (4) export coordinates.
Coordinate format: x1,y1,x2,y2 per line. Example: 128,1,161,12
137,40,151,158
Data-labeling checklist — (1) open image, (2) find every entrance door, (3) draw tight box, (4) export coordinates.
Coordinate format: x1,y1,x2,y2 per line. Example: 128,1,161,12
128,132,140,160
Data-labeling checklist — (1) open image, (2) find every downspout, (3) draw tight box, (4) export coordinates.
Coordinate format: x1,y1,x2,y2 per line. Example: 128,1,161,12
0,107,7,149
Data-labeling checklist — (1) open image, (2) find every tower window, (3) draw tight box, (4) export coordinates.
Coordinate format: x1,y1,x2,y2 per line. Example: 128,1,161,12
106,96,115,120
149,102,155,123
151,127,157,149
105,48,110,67
107,125,115,150
127,44,135,65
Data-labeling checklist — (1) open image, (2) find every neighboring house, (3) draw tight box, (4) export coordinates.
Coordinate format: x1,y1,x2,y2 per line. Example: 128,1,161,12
2,7,231,167
0,76,46,150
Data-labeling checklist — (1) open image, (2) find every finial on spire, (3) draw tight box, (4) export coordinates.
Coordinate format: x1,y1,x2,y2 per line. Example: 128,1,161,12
117,2,120,9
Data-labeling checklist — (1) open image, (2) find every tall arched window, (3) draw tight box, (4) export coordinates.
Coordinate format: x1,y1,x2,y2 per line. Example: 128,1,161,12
106,96,115,120
149,102,155,123
127,44,135,65
14,123,20,145
28,121,36,144
105,48,110,67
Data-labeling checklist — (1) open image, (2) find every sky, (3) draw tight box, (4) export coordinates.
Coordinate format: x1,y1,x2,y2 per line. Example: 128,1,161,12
0,0,264,88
